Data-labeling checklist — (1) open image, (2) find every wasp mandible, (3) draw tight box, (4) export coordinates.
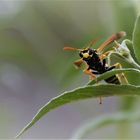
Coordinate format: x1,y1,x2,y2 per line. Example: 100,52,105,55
63,31,128,104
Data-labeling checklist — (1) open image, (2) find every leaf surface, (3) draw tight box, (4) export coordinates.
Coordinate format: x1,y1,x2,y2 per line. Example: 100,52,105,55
133,15,140,63
16,84,140,138
73,111,140,139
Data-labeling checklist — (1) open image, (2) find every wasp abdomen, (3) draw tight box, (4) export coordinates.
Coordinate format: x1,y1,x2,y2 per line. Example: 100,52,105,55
105,75,120,84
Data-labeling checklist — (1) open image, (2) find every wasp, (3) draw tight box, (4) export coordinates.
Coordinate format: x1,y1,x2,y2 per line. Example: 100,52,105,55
63,31,128,104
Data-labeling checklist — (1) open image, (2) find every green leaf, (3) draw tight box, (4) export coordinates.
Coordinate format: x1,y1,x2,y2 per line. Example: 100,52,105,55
72,111,140,139
16,84,140,138
133,14,140,63
124,39,139,64
108,53,140,86
88,68,140,85
108,52,140,70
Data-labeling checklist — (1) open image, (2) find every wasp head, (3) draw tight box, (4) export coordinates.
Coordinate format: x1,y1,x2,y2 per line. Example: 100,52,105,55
79,48,94,60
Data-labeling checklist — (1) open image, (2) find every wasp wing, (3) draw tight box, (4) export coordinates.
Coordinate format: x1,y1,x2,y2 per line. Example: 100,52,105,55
97,31,126,53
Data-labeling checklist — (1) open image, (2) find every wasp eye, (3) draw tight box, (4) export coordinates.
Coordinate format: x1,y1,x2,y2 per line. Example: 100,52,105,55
89,50,92,55
83,50,88,53
79,53,83,58
88,48,93,55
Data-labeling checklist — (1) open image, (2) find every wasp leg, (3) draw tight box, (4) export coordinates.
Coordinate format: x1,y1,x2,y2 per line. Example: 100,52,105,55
99,43,124,60
84,69,102,104
103,59,106,67
99,50,114,60
92,70,100,74
107,65,116,71
83,69,96,81
113,63,129,84
74,59,84,69
99,97,102,104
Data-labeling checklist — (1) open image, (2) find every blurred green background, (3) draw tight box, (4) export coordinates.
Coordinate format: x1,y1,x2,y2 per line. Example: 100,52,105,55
0,0,140,139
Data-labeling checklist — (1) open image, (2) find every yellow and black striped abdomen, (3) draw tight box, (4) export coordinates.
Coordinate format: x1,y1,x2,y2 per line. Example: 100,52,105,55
105,75,120,84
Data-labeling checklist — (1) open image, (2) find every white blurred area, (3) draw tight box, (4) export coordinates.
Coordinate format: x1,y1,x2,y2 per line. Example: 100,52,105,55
0,0,139,139
0,0,25,18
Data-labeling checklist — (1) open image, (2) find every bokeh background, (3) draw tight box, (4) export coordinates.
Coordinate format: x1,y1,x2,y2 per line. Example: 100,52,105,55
0,0,140,139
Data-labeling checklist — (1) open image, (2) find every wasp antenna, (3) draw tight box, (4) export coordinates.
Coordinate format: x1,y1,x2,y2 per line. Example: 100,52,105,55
115,31,126,39
88,39,98,47
63,46,81,51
